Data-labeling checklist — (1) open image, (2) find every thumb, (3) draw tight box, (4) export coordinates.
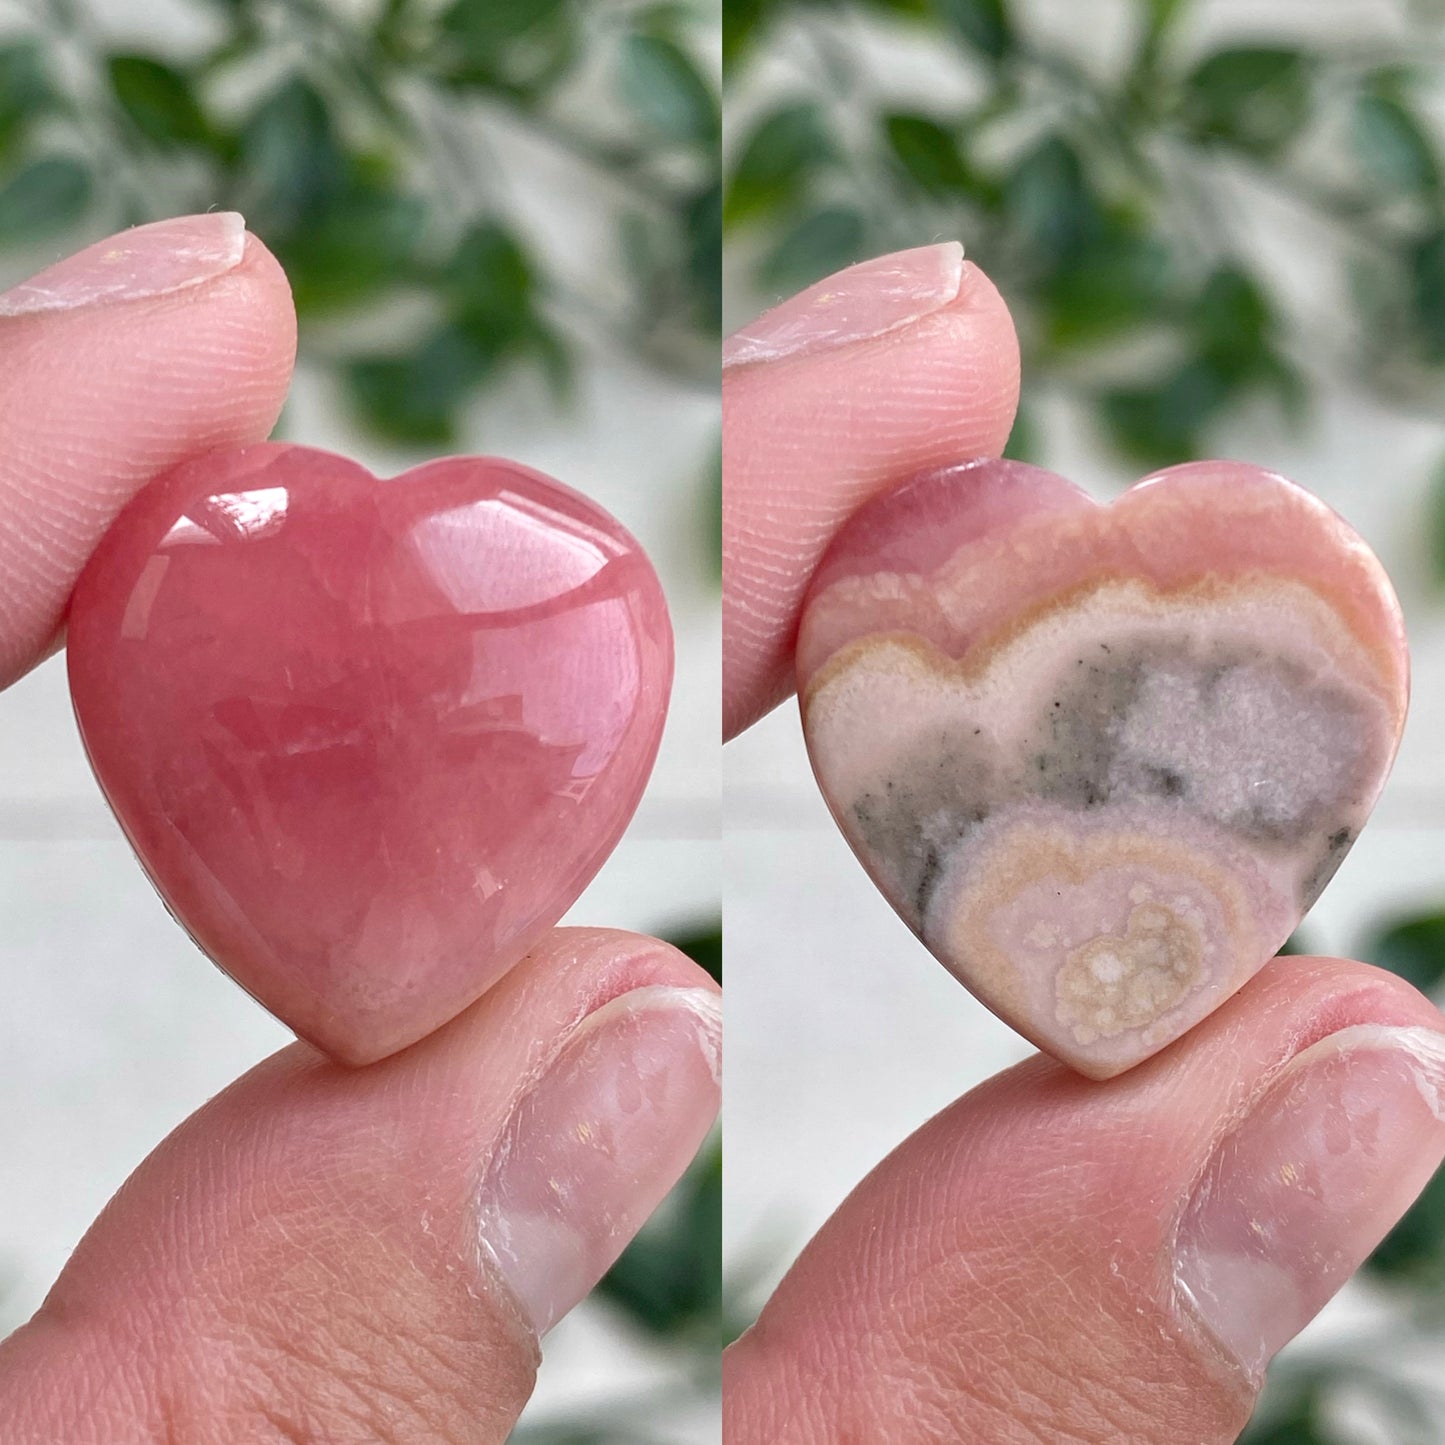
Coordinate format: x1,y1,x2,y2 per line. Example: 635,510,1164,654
0,930,720,1444
725,956,1445,1443
722,243,1020,737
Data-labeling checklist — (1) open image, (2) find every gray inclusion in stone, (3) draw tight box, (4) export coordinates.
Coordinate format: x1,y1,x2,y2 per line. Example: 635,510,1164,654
848,630,1381,928
850,731,1001,928
1299,826,1356,911
1025,634,1378,854
1029,645,1146,812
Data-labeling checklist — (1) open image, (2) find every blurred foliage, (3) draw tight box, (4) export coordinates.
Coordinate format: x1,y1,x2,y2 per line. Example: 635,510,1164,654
665,918,723,981
722,0,1445,526
1239,1357,1443,1445
0,0,719,446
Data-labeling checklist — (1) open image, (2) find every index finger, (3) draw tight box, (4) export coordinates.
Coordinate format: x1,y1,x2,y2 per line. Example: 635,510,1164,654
0,212,297,689
721,243,1021,739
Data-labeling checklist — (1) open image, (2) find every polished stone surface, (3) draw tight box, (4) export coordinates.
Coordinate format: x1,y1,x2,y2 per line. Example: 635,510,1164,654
798,459,1408,1077
68,443,672,1063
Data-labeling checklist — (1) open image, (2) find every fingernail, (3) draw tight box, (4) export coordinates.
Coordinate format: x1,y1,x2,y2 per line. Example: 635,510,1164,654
0,212,247,317
476,984,722,1335
723,241,965,368
1175,1023,1445,1379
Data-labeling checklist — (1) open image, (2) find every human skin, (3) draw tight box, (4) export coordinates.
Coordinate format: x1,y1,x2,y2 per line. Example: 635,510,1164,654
0,217,720,1442
722,244,1445,1442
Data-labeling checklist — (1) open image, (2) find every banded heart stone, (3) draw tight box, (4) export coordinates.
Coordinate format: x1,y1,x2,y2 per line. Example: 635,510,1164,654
68,443,672,1063
798,459,1408,1078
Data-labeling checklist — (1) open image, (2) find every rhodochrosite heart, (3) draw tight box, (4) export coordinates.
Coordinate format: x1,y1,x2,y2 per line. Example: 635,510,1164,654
798,459,1408,1078
68,443,672,1063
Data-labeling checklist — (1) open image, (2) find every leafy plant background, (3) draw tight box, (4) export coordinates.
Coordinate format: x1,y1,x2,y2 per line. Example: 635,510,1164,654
724,0,1445,1439
0,0,720,1440
0,0,719,436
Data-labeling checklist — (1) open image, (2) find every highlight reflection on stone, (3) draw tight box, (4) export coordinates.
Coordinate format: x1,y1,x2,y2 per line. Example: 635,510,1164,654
68,443,672,1064
798,459,1408,1078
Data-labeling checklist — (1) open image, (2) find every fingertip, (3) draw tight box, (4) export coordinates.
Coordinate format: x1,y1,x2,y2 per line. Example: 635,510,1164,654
0,218,298,687
223,229,298,370
475,926,723,1057
723,255,1021,739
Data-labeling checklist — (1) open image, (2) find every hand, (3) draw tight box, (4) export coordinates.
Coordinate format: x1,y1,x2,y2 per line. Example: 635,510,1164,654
720,246,1445,1444
0,215,720,1443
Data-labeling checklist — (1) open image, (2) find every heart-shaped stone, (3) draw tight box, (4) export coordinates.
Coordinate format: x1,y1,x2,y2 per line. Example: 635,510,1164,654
68,442,672,1063
798,459,1408,1078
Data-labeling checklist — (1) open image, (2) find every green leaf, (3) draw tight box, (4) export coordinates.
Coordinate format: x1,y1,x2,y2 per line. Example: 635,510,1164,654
1196,267,1269,350
883,112,971,195
1276,930,1312,956
1132,0,1192,81
723,0,775,72
439,0,568,47
724,101,833,227
668,921,721,981
1043,225,1171,345
1236,1368,1321,1444
1411,227,1445,360
237,77,348,236
1180,47,1313,155
686,182,723,334
435,0,578,97
525,315,575,401
1236,1409,1329,1445
0,157,92,245
0,42,54,161
616,32,719,146
1363,911,1445,993
757,205,866,294
1194,266,1272,381
1354,91,1438,195
279,186,425,314
0,41,50,114
444,220,534,340
1002,395,1038,462
1367,1157,1445,1279
346,323,502,444
1142,0,1191,36
106,54,211,149
596,1138,721,1336
934,0,1012,61
1256,350,1309,427
1100,358,1227,466
1004,135,1098,268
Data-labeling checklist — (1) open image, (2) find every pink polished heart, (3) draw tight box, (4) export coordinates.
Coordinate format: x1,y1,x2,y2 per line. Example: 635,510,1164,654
798,458,1409,1079
67,442,672,1063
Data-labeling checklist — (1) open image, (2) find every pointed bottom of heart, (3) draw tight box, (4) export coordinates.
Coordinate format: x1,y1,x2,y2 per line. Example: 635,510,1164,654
914,804,1297,1078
